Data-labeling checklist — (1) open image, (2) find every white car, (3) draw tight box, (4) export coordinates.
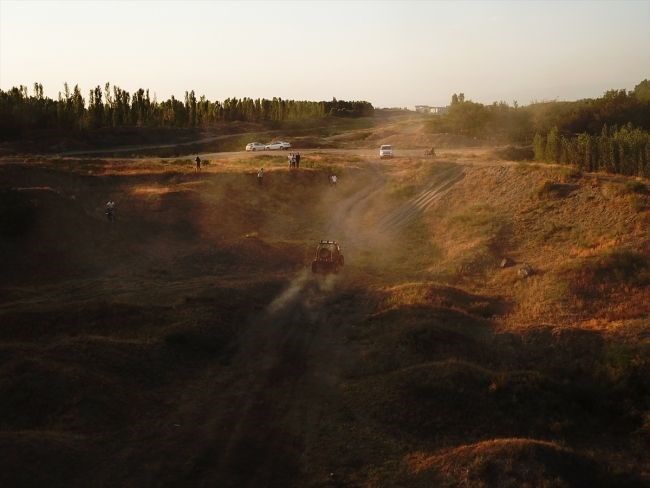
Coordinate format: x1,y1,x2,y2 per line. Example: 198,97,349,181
379,144,393,158
246,142,266,151
265,141,291,150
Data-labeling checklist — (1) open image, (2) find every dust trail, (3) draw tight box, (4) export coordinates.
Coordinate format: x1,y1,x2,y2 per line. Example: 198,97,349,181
377,165,465,231
207,268,347,487
266,269,338,315
324,161,389,253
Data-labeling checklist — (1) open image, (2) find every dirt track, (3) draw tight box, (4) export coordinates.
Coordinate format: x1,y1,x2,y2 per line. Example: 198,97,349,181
170,274,361,487
139,160,466,487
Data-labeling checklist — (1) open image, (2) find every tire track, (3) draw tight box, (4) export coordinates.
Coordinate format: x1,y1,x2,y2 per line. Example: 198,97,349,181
377,164,465,231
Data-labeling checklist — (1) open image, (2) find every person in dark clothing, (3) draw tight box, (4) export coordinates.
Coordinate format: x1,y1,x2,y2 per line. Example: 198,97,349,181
105,200,116,221
257,167,264,185
195,156,201,172
295,152,301,168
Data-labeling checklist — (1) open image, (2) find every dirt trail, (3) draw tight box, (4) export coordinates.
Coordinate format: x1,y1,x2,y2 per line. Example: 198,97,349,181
139,167,391,487
205,164,405,486
209,274,357,487
140,276,366,487
181,160,467,486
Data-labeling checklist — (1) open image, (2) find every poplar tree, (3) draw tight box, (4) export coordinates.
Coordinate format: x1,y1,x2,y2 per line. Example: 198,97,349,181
545,126,560,162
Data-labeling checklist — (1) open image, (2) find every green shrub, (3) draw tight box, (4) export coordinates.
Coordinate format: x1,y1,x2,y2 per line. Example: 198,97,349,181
545,127,561,162
622,180,648,195
493,145,534,161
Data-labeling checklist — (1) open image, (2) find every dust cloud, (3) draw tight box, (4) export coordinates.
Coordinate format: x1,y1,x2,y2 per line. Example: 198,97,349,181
264,162,465,317
266,269,338,316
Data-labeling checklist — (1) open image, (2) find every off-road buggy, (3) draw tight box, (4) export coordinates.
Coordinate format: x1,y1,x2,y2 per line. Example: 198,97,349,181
424,146,436,157
311,240,344,273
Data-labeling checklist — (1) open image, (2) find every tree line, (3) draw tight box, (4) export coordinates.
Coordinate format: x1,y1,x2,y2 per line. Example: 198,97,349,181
429,80,650,177
533,124,650,177
430,80,650,143
0,83,374,138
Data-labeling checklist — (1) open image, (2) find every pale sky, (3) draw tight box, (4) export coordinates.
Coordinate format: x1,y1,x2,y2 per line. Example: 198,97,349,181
1,0,649,108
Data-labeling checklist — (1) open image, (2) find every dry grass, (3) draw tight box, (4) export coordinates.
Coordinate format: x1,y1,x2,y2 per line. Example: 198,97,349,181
400,438,642,488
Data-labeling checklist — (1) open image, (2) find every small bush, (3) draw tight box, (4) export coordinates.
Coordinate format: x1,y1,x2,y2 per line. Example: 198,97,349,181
535,180,559,198
535,180,576,199
558,166,582,181
493,145,534,161
622,181,648,195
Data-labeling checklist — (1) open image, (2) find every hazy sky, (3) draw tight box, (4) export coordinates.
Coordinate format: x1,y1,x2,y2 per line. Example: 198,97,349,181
1,0,648,107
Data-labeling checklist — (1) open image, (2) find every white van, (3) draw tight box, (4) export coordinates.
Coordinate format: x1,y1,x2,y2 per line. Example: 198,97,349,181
379,145,393,158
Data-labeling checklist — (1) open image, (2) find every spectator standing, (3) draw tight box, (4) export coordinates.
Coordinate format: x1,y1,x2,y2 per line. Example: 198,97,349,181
105,200,116,221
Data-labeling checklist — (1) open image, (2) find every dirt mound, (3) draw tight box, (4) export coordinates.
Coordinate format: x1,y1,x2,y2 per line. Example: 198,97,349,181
349,283,505,375
0,339,161,432
354,306,490,375
346,360,585,441
381,283,505,318
400,438,641,487
0,302,173,342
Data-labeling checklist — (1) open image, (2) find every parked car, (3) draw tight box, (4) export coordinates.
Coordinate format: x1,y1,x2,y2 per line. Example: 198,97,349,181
379,144,393,158
265,141,291,150
246,142,266,151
